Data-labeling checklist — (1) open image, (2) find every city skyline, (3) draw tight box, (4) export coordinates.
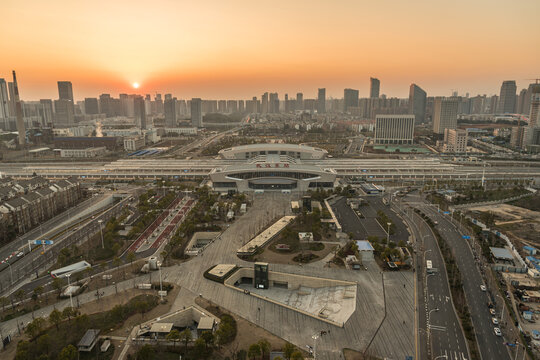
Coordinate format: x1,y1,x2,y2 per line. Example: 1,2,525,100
1,0,539,100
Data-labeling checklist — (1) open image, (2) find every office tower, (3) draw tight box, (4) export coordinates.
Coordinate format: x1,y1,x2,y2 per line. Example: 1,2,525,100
134,96,146,129
432,97,458,134
12,71,25,145
164,94,172,101
238,100,244,113
0,79,9,118
57,81,74,101
284,94,289,113
370,78,380,98
317,88,326,114
261,92,269,113
344,88,359,112
54,99,74,127
497,80,517,113
191,98,203,127
443,129,468,153
164,97,177,127
296,92,303,111
408,84,427,124
154,94,164,114
84,98,99,115
374,115,415,144
218,100,227,113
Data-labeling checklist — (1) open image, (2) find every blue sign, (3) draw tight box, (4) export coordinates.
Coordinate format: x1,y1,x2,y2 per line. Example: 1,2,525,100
33,240,53,245
462,235,471,240
443,211,450,215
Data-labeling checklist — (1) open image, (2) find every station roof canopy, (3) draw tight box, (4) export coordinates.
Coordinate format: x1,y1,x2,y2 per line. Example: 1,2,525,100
489,247,513,261
150,323,173,333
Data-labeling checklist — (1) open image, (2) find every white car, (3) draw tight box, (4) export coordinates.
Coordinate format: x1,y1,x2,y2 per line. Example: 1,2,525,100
494,327,502,336
17,252,24,257
480,285,487,291
492,317,499,325
489,308,496,316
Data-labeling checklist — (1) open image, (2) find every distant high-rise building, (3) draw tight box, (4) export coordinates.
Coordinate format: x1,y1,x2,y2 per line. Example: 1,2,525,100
164,97,177,127
269,93,279,113
191,98,203,127
317,88,326,114
54,99,74,127
39,99,54,125
261,92,269,113
134,96,146,129
218,100,227,113
408,84,427,124
374,115,415,144
99,94,114,117
238,100,245,113
370,78,380,98
164,94,172,101
12,71,25,145
516,88,527,114
0,79,9,119
227,100,238,113
432,97,458,134
296,93,303,111
497,80,516,114
528,83,540,128
344,88,359,112
84,98,99,115
57,81,74,101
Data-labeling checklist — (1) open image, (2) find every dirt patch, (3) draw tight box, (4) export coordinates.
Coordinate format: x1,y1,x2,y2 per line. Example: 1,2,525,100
255,243,337,265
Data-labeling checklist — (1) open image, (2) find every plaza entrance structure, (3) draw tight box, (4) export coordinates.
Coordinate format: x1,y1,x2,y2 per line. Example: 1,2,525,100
209,152,336,194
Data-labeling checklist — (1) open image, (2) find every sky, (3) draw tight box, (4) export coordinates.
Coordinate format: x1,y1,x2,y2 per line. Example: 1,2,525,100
1,0,539,101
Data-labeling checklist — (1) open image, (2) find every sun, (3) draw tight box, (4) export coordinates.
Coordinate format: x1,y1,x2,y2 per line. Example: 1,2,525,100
132,82,140,89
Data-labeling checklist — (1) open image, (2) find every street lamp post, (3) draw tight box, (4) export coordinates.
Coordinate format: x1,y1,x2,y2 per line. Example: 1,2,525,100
98,220,104,249
514,342,526,360
66,272,73,308
427,307,439,356
496,294,506,323
434,355,448,360
311,333,319,360
387,222,391,244
7,261,13,285
159,265,163,302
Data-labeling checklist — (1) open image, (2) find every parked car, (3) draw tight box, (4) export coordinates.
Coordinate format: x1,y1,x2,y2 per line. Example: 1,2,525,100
492,317,499,325
490,308,496,316
480,284,487,291
494,328,502,336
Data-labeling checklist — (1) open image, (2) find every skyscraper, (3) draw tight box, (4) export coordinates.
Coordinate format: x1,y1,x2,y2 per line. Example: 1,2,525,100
344,88,359,112
54,99,74,127
164,97,177,127
528,83,540,128
0,79,9,119
317,88,326,114
261,92,269,113
191,98,203,127
57,81,74,101
134,96,146,129
99,94,114,117
408,84,427,124
296,93,303,111
432,97,458,134
370,78,380,98
12,71,25,145
84,98,99,115
269,93,279,113
497,80,516,114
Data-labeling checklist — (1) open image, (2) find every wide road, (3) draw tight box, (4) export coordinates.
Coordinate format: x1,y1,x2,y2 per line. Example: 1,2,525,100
394,199,470,360
409,194,511,360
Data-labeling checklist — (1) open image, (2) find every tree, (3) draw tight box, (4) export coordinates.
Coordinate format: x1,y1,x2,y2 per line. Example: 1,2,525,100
58,344,77,360
180,328,192,353
248,343,261,360
291,351,303,360
15,289,25,305
113,256,122,270
200,330,214,350
25,317,45,339
166,329,181,348
33,286,44,301
52,278,64,296
136,344,155,360
283,342,295,360
258,339,270,359
127,251,136,266
62,306,77,322
49,308,63,330
0,296,8,312
193,338,206,358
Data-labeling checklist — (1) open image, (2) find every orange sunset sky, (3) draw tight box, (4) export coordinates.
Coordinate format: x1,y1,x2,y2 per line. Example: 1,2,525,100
1,0,539,101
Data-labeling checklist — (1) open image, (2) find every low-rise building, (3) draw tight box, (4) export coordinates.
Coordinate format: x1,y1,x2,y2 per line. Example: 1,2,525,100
443,129,468,153
59,147,107,158
124,136,145,151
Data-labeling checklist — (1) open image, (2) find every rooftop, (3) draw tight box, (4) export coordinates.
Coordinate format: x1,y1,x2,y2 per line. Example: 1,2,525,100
490,247,514,261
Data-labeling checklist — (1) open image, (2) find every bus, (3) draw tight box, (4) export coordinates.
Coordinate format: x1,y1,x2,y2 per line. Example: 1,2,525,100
50,261,92,278
426,260,437,274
